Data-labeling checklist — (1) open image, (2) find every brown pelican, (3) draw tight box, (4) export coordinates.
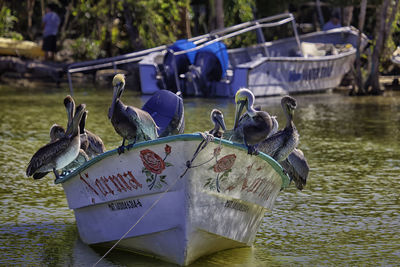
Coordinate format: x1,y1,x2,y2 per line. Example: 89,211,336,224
233,88,273,155
48,96,89,173
209,109,226,138
258,95,299,162
108,74,158,154
49,95,75,142
280,148,309,190
26,104,86,180
79,110,106,158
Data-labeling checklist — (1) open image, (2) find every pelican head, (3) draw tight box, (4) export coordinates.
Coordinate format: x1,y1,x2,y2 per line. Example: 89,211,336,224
234,88,256,129
211,109,226,132
64,95,75,128
281,95,297,119
108,74,126,119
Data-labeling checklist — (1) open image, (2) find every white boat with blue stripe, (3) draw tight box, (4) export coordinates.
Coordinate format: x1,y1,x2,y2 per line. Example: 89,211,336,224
55,133,290,266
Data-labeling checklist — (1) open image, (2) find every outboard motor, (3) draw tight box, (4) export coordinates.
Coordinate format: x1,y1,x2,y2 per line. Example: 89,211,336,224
142,90,185,137
161,40,196,93
185,41,229,97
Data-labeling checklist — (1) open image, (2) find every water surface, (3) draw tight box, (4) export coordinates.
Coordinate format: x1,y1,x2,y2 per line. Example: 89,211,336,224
1,83,399,266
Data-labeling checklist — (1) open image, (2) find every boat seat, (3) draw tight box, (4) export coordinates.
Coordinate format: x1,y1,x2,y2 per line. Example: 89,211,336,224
142,90,185,137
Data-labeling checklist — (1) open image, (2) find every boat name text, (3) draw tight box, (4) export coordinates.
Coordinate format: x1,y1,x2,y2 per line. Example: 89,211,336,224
80,171,143,197
288,66,333,82
226,164,277,200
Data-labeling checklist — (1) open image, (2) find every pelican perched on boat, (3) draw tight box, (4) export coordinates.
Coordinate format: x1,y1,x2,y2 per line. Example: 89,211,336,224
79,110,106,158
233,88,273,155
48,96,89,173
26,104,86,180
280,148,309,190
209,109,226,138
258,95,299,162
49,95,75,142
108,74,158,154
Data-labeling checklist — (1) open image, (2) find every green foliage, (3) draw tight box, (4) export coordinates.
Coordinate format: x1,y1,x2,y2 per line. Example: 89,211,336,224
224,0,257,48
0,6,23,40
126,0,184,48
70,37,105,60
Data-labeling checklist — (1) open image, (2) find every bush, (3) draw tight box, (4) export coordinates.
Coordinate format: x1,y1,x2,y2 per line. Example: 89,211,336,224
0,6,23,40
70,37,105,60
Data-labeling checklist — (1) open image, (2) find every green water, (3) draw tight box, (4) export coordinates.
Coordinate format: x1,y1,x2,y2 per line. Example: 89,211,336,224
1,82,399,266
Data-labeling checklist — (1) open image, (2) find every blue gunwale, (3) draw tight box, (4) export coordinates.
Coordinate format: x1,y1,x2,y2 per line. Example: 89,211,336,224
55,133,290,188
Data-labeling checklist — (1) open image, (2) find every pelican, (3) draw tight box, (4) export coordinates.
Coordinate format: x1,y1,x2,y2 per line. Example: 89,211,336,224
49,95,75,142
258,95,299,162
48,96,89,173
26,104,86,180
79,110,106,158
280,148,309,190
209,109,226,138
233,88,273,155
226,106,279,142
108,74,158,154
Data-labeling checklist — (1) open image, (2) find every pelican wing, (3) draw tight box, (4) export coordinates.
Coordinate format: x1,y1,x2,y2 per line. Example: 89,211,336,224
86,129,106,154
26,138,70,177
126,106,158,140
258,130,286,158
280,148,309,190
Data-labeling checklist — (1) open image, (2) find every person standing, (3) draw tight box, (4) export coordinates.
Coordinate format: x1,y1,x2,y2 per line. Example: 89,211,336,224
42,4,60,61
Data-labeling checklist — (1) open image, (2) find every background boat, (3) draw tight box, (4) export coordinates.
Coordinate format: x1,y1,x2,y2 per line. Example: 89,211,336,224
67,13,368,97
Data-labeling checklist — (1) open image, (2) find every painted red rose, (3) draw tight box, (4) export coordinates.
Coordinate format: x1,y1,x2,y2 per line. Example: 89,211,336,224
165,144,171,155
140,149,165,174
213,154,236,173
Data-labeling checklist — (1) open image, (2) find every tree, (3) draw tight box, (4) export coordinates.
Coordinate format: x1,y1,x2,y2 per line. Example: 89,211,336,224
352,0,399,95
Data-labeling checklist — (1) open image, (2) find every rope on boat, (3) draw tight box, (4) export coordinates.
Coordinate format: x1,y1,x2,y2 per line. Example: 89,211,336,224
179,132,216,177
93,132,215,266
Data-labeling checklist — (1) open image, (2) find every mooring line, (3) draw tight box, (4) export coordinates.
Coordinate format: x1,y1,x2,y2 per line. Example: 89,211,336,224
93,134,214,266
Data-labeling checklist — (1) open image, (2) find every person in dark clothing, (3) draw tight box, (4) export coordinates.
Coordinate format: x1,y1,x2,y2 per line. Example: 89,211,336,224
42,4,60,61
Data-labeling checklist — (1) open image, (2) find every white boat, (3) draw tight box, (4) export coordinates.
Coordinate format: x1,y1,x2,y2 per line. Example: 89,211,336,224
66,13,368,98
55,133,290,266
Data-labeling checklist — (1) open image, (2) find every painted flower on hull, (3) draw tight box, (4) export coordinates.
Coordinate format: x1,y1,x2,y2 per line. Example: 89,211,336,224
140,145,173,190
213,154,236,173
140,149,165,174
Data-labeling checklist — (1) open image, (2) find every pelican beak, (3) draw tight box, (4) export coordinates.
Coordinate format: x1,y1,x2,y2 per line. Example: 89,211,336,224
216,115,226,131
234,101,245,129
108,85,119,119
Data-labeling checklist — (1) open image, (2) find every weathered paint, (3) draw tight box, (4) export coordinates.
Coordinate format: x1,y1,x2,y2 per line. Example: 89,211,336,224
57,134,289,265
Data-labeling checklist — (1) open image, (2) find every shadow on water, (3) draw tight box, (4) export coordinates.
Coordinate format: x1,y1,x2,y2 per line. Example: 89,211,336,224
1,83,400,265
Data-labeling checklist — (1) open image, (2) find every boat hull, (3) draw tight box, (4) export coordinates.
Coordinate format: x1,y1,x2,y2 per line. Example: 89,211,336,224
57,134,289,265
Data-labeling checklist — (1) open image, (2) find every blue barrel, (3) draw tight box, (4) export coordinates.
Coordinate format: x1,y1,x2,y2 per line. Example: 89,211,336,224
142,90,184,137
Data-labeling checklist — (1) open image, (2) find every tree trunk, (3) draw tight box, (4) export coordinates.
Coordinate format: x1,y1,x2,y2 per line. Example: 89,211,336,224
177,1,192,39
122,0,143,51
352,0,367,96
59,2,73,42
366,0,399,95
27,0,35,40
208,0,216,31
40,0,45,17
342,6,353,26
215,0,224,30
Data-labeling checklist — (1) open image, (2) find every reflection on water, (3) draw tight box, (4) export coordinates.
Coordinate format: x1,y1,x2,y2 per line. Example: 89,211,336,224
0,83,399,266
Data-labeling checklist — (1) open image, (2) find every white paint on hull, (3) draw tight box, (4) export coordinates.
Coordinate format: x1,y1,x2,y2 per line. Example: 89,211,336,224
58,134,289,265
